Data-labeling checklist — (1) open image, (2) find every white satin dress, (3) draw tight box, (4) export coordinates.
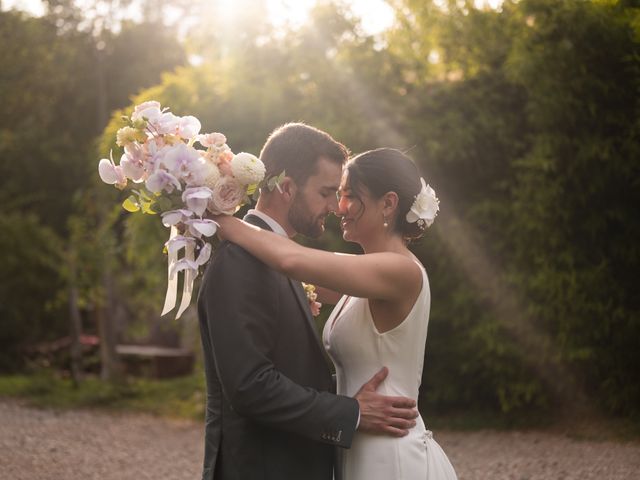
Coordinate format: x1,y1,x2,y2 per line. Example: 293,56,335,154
323,263,458,480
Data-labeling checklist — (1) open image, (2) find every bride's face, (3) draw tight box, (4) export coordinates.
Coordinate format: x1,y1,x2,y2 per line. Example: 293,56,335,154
336,171,382,243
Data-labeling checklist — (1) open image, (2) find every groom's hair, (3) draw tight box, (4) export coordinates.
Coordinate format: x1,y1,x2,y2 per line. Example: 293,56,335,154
260,123,349,187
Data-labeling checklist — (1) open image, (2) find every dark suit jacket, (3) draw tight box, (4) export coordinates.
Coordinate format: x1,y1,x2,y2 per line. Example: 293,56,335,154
197,214,359,480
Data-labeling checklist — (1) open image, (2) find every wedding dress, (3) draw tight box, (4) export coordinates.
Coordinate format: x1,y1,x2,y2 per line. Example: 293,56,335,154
323,263,458,480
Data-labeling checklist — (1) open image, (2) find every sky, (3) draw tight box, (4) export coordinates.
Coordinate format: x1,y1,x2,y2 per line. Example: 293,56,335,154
2,0,396,34
3,0,504,35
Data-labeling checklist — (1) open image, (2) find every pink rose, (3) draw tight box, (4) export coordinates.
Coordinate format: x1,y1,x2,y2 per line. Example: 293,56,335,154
215,149,234,176
197,132,227,148
218,159,233,177
208,177,246,215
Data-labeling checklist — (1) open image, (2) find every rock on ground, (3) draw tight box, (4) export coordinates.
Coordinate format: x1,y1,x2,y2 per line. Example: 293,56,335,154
1,399,639,480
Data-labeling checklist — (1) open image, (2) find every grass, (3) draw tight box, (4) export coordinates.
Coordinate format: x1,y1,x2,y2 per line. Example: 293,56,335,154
0,370,205,421
1,371,638,442
425,404,640,442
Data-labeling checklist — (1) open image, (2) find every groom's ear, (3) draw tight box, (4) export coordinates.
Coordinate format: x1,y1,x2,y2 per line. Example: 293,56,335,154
279,177,298,203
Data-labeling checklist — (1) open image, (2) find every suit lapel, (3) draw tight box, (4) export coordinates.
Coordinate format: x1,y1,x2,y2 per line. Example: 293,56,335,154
244,213,333,371
288,277,334,371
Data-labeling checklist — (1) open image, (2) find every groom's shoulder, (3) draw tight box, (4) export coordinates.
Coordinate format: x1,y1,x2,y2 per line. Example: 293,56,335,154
208,240,275,277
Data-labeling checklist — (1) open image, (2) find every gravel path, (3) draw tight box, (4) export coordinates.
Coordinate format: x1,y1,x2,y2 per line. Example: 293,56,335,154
1,399,639,479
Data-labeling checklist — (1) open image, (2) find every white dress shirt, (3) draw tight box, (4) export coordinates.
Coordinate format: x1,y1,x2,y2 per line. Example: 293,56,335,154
247,209,288,237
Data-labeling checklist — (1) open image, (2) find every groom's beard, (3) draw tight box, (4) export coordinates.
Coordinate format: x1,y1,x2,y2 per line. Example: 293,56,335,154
289,196,325,238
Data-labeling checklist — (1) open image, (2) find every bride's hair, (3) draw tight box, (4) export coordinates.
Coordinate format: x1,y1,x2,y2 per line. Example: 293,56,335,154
345,148,426,241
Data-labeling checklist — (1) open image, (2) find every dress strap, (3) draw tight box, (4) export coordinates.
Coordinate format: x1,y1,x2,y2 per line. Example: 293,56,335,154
329,296,351,333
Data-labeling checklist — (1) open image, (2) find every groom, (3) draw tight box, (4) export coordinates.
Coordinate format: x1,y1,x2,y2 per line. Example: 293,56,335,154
197,123,417,480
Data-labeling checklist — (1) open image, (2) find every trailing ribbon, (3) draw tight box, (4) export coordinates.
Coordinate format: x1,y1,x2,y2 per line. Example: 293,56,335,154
161,228,213,320
175,242,195,319
161,226,179,317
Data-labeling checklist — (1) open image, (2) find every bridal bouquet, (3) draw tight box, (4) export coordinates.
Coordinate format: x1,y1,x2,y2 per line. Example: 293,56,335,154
98,101,267,319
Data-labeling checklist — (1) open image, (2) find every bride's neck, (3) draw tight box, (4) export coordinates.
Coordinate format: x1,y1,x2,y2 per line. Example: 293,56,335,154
361,233,408,256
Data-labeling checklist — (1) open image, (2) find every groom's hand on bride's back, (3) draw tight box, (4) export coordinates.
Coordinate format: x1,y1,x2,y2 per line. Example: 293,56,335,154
354,367,419,437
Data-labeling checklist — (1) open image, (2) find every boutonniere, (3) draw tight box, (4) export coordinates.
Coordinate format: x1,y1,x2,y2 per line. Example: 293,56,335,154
302,283,322,317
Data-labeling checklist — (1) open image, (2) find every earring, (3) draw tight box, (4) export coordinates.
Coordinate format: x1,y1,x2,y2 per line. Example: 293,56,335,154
383,215,388,228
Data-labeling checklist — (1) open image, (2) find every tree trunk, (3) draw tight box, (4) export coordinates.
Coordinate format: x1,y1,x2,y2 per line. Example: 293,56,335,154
68,250,83,387
98,268,122,382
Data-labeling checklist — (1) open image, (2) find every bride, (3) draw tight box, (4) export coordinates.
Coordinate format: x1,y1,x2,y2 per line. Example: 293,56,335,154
214,148,457,480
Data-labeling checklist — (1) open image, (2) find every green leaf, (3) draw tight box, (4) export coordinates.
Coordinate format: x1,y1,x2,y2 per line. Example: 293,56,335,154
122,196,140,213
246,183,258,196
142,200,158,215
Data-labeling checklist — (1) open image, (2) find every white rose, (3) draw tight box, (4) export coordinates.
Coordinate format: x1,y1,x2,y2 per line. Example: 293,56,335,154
230,152,266,185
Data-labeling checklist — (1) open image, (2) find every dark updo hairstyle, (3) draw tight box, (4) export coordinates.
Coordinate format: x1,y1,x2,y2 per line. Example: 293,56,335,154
345,148,425,241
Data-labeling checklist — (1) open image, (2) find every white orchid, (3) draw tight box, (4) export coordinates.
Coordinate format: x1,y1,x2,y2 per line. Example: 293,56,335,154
98,152,127,189
154,111,181,135
182,187,214,217
177,116,202,139
131,101,162,123
161,209,194,227
119,153,145,183
406,178,439,227
165,235,196,256
145,169,181,194
169,242,211,280
183,156,211,187
185,218,218,238
161,143,201,181
196,242,212,265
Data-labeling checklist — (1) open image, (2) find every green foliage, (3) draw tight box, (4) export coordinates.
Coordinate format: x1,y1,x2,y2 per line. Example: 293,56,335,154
503,0,640,415
0,214,65,371
389,0,640,415
0,8,186,370
0,10,98,232
0,372,205,420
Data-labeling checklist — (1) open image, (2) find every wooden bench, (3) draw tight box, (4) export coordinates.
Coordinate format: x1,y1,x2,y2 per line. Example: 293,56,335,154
116,345,194,378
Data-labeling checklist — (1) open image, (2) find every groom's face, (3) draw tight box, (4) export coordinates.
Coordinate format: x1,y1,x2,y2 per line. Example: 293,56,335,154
288,157,342,238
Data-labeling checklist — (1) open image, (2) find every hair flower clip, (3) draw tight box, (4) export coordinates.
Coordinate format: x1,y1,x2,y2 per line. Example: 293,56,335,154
406,178,439,229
